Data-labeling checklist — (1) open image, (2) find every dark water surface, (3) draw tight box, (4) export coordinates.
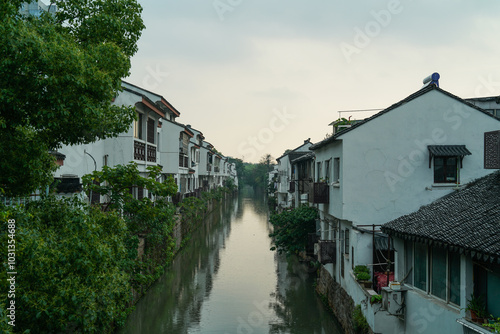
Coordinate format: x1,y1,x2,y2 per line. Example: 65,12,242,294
117,194,343,334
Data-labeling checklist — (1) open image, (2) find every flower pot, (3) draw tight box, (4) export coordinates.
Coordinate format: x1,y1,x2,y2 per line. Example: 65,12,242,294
470,310,478,322
361,280,372,289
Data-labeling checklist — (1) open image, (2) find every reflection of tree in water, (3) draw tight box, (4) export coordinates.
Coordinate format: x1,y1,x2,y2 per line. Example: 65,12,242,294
117,196,238,334
269,253,344,334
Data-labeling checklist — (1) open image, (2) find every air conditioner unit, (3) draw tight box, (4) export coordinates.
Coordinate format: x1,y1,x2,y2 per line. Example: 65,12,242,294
382,287,406,316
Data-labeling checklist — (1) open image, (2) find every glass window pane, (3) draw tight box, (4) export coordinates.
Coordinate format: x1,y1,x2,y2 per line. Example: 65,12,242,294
405,241,413,285
431,249,447,300
345,229,350,254
414,243,427,291
449,252,461,305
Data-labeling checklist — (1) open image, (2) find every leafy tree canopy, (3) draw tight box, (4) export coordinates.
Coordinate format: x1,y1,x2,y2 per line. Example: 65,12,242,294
0,0,145,196
269,205,318,255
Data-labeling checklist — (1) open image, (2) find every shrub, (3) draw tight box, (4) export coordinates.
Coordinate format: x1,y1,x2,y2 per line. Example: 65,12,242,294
352,304,370,334
0,196,132,333
269,205,318,254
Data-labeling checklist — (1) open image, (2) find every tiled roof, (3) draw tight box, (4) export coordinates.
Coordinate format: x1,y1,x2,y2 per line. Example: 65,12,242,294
276,139,312,161
382,171,500,264
291,152,314,164
288,152,309,163
428,145,471,157
310,85,500,150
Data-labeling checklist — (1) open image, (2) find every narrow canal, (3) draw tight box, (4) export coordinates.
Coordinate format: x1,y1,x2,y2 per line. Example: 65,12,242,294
118,193,343,334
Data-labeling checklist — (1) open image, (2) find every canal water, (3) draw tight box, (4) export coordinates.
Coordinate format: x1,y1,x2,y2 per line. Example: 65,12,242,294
117,193,343,334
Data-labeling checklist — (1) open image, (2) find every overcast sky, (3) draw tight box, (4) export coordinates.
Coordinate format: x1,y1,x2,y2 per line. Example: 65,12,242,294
125,0,500,163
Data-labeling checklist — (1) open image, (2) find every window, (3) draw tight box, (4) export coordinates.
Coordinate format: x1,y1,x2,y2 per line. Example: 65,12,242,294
325,159,331,183
409,242,461,305
317,162,322,182
345,229,350,254
414,242,427,291
449,252,461,305
334,158,340,183
147,118,155,144
431,248,447,300
405,241,413,285
134,113,143,139
428,145,470,183
434,157,458,183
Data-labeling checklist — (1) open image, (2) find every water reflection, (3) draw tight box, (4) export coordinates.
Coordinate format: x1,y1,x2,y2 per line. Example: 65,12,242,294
117,193,343,334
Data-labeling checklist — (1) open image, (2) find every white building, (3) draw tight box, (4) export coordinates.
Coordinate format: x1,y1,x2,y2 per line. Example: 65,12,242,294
308,82,500,333
383,168,500,334
58,81,235,203
275,139,312,210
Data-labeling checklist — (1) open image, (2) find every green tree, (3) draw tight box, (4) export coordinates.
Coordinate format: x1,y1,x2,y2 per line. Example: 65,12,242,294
0,0,145,196
82,163,179,289
269,206,318,254
242,154,275,190
0,197,132,333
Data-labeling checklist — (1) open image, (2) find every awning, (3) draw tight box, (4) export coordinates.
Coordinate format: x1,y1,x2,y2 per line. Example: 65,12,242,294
428,145,471,157
374,234,395,251
428,145,471,168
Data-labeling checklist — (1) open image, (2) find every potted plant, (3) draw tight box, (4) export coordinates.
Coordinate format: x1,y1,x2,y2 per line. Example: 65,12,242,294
466,293,487,323
483,317,500,333
354,265,372,288
370,294,382,305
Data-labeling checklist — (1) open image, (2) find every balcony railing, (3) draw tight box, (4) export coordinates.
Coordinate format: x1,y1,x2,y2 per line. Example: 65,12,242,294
307,233,319,257
298,179,312,194
318,240,336,264
179,154,189,168
134,141,146,161
214,166,220,173
147,145,156,162
309,182,329,204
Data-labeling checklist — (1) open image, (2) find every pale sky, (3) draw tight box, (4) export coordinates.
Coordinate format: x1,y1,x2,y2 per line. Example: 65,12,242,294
126,0,500,163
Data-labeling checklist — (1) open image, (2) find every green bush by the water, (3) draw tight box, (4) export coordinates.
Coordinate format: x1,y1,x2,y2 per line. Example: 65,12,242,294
0,197,132,333
269,205,318,255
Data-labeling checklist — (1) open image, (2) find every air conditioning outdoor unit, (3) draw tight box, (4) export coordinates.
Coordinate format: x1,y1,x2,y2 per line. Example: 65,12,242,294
381,286,406,317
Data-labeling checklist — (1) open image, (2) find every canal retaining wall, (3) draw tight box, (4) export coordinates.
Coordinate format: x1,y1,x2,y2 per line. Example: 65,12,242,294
131,190,235,305
316,266,374,334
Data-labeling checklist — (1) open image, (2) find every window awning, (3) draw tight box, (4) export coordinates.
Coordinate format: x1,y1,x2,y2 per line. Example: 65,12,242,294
428,145,471,168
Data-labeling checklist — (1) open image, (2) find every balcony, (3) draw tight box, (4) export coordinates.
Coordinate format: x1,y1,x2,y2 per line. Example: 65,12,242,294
134,141,146,161
298,179,312,194
306,233,319,257
179,154,189,168
147,145,156,162
309,182,329,204
318,240,336,264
